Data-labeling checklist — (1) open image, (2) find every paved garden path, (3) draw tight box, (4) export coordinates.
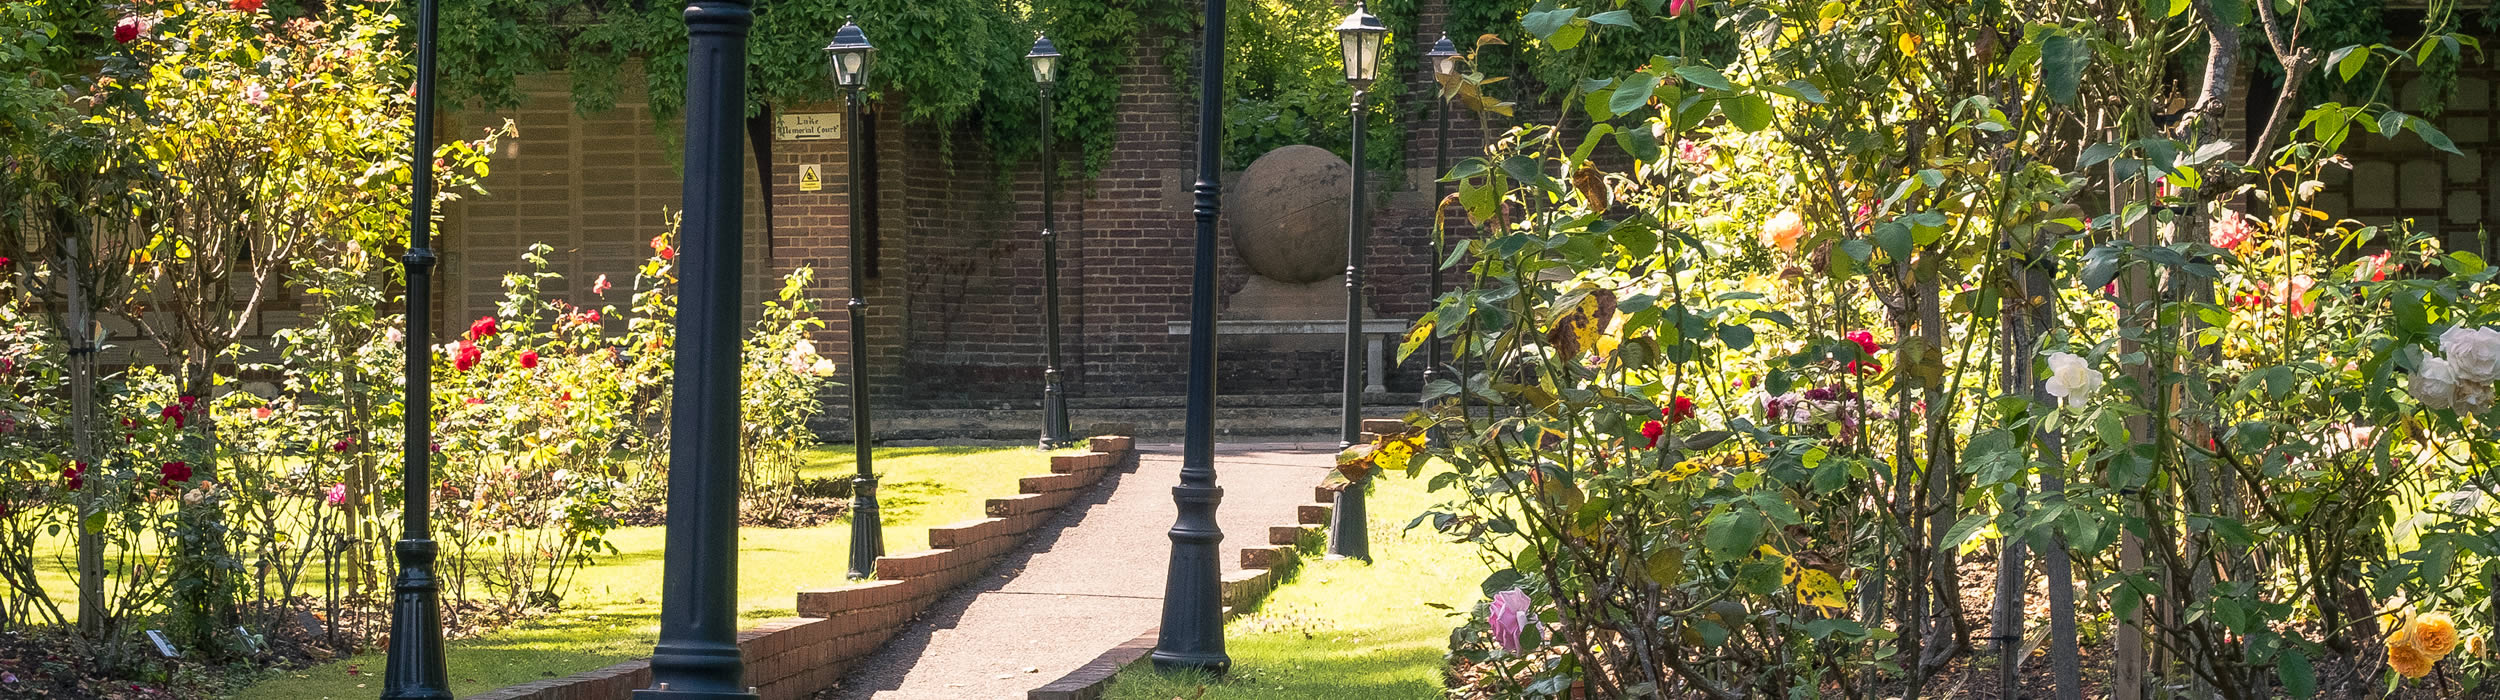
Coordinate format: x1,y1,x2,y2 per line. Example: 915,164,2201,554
820,439,1336,700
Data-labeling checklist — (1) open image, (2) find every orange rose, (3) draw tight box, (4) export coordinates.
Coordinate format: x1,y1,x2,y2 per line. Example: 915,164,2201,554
1760,209,1804,253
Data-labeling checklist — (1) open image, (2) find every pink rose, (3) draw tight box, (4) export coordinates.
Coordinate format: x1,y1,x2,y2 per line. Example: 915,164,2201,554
324,483,348,507
1487,589,1532,653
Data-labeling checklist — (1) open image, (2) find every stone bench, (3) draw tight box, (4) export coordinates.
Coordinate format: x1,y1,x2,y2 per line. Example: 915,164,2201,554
1166,318,1411,394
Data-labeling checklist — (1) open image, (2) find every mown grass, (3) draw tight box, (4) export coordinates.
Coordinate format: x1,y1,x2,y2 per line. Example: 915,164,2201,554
1103,462,1482,700
234,444,1065,699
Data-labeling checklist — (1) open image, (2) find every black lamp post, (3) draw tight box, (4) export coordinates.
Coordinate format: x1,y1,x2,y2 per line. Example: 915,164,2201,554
634,0,757,693
826,19,884,581
1150,0,1230,676
381,0,451,694
1029,35,1074,449
1420,34,1458,401
1327,2,1387,563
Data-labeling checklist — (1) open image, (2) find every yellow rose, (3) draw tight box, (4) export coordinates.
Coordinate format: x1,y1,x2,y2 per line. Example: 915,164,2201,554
2412,612,2460,658
2389,642,2436,679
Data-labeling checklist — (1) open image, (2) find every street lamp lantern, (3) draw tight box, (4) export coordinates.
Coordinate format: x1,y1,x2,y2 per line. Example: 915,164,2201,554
824,19,874,89
1426,32,1460,79
1334,3,1389,89
1026,34,1062,87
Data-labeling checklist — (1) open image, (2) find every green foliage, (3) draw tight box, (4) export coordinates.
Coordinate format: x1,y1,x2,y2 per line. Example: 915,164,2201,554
1223,0,1403,176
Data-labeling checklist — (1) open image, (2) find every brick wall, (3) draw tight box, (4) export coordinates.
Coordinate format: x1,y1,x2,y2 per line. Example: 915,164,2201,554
461,437,1140,700
441,7,1488,412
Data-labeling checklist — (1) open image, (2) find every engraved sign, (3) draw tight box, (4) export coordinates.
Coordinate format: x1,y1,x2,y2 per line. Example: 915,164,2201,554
774,112,842,141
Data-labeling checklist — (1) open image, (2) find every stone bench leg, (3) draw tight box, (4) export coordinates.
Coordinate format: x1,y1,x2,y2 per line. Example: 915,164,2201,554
1367,333,1388,394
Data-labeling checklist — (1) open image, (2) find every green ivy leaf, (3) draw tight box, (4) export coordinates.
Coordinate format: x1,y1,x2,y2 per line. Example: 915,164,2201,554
2278,647,2318,699
1585,10,1639,27
1722,94,1774,132
1704,510,1765,561
2041,33,2086,105
1522,7,1581,40
1873,221,1913,261
2406,115,2465,156
1610,71,1660,117
1673,65,1734,91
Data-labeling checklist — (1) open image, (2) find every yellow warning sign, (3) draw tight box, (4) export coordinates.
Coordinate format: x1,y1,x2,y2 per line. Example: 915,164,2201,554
798,164,823,192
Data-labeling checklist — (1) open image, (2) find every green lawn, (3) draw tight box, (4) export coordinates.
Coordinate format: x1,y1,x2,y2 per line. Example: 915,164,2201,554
1103,462,1481,700
238,444,1066,699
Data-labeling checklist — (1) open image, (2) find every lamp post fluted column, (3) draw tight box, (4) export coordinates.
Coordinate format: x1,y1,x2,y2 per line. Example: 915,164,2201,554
1151,0,1229,675
1327,88,1372,562
381,0,451,693
1030,35,1073,449
1326,2,1386,563
635,0,756,694
1421,34,1459,403
827,21,883,581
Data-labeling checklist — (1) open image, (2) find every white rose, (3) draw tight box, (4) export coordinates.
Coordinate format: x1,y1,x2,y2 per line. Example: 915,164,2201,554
2440,326,2500,383
2459,381,2497,415
2042,352,2102,409
2415,356,2463,410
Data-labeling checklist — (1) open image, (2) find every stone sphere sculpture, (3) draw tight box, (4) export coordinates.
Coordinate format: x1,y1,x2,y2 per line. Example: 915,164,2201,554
1231,145,1350,284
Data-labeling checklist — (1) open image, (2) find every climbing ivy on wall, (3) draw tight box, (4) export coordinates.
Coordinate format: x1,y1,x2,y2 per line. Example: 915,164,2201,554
1446,0,1733,106
425,0,1191,177
1031,0,1196,177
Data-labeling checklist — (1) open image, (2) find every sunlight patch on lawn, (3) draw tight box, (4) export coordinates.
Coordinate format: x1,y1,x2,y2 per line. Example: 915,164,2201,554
1104,462,1480,700
235,444,1068,699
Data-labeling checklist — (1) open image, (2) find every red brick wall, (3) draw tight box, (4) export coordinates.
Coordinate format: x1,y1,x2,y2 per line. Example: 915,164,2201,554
446,9,1497,413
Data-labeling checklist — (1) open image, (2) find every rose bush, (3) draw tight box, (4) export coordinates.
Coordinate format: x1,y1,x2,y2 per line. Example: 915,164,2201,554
1404,0,2500,697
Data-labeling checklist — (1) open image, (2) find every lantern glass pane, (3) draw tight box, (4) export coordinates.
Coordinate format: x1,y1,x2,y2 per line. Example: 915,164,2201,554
840,53,865,85
1359,33,1383,81
1340,35,1362,81
1031,55,1056,84
1435,56,1458,76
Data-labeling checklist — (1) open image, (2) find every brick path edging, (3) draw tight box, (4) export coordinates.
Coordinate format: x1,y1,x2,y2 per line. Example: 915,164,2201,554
461,436,1139,700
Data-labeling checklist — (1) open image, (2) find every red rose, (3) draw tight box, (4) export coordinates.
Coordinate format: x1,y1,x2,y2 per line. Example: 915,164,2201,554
0,357,15,374
113,16,142,43
332,438,356,452
468,316,498,340
592,274,612,295
453,340,482,371
62,463,85,490
519,351,540,369
651,235,675,260
159,461,192,486
229,0,262,11
160,403,186,429
1663,395,1696,424
1844,330,1883,374
1639,420,1665,448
